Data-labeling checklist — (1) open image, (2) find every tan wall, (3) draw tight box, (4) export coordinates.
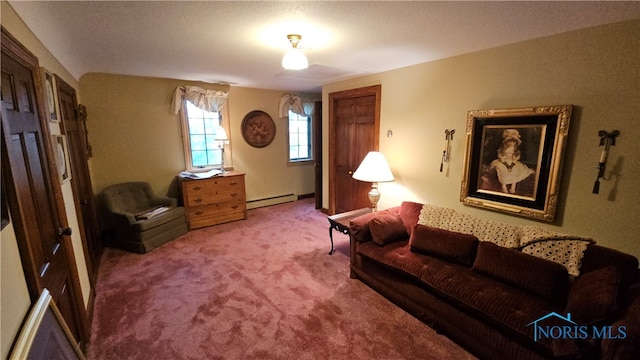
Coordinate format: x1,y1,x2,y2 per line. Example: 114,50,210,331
323,20,640,259
78,74,316,203
1,2,90,357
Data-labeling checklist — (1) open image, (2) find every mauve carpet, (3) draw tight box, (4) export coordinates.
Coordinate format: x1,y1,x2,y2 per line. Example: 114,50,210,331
88,199,476,360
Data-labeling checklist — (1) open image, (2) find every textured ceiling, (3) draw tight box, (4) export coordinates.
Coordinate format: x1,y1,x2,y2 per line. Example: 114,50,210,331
8,1,640,93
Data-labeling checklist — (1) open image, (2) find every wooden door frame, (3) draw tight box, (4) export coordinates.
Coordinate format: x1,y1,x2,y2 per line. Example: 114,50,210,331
56,75,101,288
1,26,90,347
313,101,322,209
328,84,381,215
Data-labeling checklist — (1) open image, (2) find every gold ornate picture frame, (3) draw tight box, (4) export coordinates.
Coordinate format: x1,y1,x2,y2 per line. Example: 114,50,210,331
460,105,572,222
9,289,85,360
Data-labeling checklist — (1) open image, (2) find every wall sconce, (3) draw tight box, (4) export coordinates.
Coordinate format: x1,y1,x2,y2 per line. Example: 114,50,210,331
214,127,229,173
352,151,395,211
440,129,455,172
592,129,619,194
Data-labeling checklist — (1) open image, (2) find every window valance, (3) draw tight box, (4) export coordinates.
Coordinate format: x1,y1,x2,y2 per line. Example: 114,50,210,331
172,86,229,114
279,94,314,118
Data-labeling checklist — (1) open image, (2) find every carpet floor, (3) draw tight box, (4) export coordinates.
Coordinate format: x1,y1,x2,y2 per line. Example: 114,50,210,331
88,199,477,360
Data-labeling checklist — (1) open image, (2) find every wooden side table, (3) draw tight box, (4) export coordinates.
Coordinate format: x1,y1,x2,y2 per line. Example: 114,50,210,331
327,208,371,255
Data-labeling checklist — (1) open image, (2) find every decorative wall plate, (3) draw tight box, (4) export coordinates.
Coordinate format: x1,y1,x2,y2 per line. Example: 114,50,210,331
241,110,276,148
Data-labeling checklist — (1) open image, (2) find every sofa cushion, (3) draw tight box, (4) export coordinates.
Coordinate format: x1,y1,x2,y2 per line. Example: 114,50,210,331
369,212,408,245
566,266,620,326
356,241,566,354
581,244,639,293
350,208,398,243
472,241,569,305
409,224,479,267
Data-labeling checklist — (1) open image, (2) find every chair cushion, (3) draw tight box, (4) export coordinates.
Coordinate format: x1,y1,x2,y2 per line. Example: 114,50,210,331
132,207,186,232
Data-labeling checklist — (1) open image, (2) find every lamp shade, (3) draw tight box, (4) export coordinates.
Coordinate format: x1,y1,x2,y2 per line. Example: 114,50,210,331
352,152,394,183
282,48,308,70
214,127,228,141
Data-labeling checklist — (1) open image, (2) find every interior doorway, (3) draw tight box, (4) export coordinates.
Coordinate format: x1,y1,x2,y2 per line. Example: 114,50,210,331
328,85,381,214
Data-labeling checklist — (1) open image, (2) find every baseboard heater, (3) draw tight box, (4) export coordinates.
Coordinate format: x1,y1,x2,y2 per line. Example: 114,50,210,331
246,193,296,209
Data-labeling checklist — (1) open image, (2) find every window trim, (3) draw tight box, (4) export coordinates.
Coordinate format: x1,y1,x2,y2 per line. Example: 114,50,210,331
179,100,233,171
286,110,313,165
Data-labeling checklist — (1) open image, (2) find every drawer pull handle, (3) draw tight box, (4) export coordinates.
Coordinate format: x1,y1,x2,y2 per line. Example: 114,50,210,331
192,186,202,191
231,205,239,209
230,193,238,198
194,198,203,203
195,211,204,216
230,181,238,186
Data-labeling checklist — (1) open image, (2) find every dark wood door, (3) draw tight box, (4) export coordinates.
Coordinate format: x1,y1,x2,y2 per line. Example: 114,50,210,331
57,76,102,284
329,85,380,214
313,101,322,210
1,28,89,347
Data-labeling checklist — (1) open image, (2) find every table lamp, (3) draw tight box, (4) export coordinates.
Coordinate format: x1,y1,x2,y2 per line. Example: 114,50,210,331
352,151,394,211
214,127,229,173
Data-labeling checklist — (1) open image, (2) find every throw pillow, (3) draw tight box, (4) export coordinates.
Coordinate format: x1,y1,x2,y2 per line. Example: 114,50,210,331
398,201,423,235
369,212,408,246
565,266,620,326
409,224,479,267
472,241,569,305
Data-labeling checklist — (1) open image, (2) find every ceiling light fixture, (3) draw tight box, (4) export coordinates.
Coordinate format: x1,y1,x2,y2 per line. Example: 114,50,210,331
282,34,308,70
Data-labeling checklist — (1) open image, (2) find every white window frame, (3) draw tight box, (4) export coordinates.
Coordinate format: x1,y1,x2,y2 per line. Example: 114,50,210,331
180,100,232,171
287,110,313,165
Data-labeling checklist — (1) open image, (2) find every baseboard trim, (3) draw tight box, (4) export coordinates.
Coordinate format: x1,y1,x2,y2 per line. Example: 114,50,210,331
246,194,296,209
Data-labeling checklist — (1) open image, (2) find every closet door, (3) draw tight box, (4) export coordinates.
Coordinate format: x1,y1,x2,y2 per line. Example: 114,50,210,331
329,85,380,214
57,76,102,284
1,27,89,347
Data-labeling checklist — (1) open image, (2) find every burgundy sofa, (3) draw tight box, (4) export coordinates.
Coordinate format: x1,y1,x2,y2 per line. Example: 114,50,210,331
349,201,640,360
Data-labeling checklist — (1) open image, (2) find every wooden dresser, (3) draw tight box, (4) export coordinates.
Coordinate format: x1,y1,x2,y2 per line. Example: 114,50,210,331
179,171,247,230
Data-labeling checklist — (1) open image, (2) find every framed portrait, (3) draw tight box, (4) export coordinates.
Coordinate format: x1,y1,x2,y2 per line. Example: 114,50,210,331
41,68,60,123
52,135,71,184
460,105,572,222
9,289,85,360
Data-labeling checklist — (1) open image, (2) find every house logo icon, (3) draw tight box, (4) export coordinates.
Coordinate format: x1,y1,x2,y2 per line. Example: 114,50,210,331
526,312,626,342
526,312,577,342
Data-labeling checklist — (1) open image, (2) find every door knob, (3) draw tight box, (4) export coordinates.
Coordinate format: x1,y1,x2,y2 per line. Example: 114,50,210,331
58,227,73,237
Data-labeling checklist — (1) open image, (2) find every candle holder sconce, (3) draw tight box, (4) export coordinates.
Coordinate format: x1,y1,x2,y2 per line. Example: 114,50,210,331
440,129,455,172
592,130,620,194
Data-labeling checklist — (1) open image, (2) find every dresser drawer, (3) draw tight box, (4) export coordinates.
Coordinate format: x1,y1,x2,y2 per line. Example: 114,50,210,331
183,177,245,206
188,202,246,228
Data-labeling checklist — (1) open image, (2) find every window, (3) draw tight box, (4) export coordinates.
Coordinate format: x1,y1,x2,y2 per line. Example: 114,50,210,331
182,100,223,169
288,110,312,163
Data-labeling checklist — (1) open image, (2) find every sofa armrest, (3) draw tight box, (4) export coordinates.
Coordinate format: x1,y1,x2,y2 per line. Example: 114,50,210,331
110,210,137,224
601,293,640,360
149,196,177,208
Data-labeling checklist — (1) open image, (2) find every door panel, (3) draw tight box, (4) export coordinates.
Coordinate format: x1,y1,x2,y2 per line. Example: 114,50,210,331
1,28,88,347
329,86,381,214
